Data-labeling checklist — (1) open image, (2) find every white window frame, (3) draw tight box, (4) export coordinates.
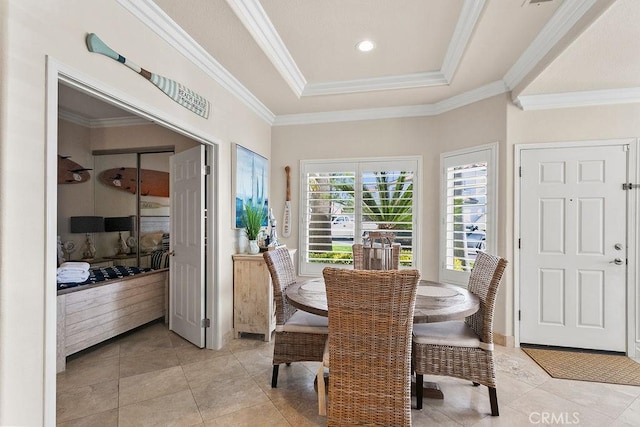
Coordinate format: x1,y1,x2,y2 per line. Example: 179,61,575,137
299,156,422,276
439,143,498,286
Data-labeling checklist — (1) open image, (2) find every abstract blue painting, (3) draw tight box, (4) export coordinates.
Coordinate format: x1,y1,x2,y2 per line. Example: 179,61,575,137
233,144,268,228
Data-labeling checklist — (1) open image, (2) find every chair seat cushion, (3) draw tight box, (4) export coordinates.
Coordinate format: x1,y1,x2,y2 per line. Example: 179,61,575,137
279,310,329,334
413,320,481,348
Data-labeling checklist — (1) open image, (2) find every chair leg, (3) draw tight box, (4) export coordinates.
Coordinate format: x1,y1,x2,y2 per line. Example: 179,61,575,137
271,365,279,388
416,374,423,410
317,364,326,416
488,387,499,416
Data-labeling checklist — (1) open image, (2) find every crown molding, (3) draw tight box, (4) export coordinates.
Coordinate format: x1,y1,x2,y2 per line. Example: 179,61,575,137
503,0,597,90
273,104,437,126
441,0,485,81
303,71,448,96
225,0,306,96
117,0,275,124
515,87,640,110
228,0,484,96
58,109,91,127
59,108,151,128
274,80,508,126
433,80,509,115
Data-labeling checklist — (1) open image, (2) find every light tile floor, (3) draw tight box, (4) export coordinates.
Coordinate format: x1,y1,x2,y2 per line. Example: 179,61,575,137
57,321,640,426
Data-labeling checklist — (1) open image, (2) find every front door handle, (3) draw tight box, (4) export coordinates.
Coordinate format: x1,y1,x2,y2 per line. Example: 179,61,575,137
610,258,624,265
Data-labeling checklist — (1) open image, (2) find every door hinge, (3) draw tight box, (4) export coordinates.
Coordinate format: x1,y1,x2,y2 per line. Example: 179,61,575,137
203,165,211,175
202,318,210,328
622,183,639,190
518,310,521,321
519,166,522,177
518,238,521,249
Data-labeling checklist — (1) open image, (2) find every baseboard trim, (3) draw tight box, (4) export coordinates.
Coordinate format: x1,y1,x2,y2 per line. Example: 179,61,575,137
494,333,514,348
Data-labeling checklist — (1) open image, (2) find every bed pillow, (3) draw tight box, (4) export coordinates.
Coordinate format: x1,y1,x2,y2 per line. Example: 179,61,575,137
140,232,164,252
150,249,170,270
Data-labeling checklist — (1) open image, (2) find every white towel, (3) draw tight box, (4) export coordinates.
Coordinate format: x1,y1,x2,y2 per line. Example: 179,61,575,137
57,270,90,283
57,269,89,277
59,261,90,270
58,261,90,273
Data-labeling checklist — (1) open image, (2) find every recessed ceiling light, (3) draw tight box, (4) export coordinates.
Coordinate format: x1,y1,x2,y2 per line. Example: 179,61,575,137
356,40,375,52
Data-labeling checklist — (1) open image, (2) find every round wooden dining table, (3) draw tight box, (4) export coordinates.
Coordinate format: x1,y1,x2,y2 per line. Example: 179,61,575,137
286,278,479,322
285,277,480,399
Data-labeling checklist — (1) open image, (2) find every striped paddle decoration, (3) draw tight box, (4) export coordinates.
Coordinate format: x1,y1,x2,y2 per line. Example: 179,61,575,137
86,33,210,119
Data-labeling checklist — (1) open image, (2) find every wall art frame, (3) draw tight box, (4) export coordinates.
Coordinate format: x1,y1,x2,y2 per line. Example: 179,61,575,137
232,143,269,229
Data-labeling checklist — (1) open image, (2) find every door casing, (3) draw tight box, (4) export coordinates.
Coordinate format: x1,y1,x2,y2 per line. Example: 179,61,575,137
45,57,221,425
514,138,638,357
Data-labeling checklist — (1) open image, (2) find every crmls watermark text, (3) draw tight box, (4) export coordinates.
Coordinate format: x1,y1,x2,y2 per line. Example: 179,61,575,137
529,412,580,424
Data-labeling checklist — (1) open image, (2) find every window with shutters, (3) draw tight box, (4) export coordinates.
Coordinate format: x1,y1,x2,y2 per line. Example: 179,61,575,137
300,157,421,276
440,144,497,285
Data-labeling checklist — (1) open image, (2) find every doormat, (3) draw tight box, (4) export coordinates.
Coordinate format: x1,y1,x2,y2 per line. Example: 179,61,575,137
522,346,640,386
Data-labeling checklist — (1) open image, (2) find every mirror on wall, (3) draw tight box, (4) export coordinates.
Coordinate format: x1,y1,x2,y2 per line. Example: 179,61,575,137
93,150,172,268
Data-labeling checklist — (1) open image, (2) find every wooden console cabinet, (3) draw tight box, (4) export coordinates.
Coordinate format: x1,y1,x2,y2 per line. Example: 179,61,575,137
232,249,295,342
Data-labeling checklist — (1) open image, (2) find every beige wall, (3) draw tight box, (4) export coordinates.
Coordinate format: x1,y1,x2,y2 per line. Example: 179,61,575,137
0,1,270,424
91,123,199,153
507,102,640,143
436,94,510,334
271,115,433,254
57,120,95,248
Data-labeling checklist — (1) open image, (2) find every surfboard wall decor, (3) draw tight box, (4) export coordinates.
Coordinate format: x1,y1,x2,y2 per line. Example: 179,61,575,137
58,155,92,184
99,167,169,197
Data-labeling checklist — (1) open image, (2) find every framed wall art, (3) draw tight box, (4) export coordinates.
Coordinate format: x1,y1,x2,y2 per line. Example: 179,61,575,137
232,143,268,228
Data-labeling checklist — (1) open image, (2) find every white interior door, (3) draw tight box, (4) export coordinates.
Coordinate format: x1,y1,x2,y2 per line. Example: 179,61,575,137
170,145,205,347
520,144,628,352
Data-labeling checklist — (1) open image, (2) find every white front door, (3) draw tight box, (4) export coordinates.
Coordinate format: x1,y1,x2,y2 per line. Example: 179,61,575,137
519,143,628,352
170,145,206,347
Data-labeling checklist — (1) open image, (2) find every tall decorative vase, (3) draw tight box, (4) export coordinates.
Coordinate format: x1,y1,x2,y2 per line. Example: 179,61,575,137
248,239,260,254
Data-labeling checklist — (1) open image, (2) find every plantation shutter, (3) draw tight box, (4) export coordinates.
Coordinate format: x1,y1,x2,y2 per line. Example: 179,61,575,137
303,164,356,270
300,157,420,276
360,161,416,266
440,145,497,285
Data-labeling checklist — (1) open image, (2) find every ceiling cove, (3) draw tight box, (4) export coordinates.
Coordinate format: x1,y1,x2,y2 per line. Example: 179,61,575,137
115,0,610,125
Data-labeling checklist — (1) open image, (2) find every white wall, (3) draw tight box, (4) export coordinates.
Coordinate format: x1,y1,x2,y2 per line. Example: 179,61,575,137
0,1,270,425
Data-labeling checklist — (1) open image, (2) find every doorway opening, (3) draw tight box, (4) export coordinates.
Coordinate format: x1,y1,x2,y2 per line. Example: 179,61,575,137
46,57,220,423
514,139,638,357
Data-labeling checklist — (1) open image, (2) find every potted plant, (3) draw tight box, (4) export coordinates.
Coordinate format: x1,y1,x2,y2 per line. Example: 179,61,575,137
242,203,266,254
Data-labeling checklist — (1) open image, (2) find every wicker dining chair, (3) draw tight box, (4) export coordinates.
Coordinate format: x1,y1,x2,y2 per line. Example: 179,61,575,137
412,251,508,415
319,267,420,426
262,247,328,388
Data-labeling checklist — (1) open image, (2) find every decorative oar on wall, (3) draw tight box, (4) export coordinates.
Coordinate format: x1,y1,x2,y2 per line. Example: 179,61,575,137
86,33,210,119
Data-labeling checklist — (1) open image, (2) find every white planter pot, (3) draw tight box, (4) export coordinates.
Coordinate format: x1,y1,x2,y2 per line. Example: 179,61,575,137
248,239,260,254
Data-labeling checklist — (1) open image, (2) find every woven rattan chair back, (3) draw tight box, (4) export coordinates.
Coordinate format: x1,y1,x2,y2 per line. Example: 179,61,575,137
322,267,420,426
263,246,297,325
464,251,508,345
412,251,508,415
